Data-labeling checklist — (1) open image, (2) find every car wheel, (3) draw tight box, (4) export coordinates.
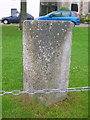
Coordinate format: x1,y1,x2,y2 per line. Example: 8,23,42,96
3,19,9,24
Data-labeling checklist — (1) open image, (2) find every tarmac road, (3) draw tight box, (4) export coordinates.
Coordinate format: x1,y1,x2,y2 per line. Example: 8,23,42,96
0,21,89,27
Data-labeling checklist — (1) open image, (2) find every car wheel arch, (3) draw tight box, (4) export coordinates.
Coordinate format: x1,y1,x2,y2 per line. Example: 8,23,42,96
3,19,9,24
71,21,76,26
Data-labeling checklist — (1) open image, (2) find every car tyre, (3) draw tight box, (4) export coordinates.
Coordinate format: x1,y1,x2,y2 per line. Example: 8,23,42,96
3,19,9,24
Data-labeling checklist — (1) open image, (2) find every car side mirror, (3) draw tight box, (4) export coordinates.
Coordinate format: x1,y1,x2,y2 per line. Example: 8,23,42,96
49,15,52,18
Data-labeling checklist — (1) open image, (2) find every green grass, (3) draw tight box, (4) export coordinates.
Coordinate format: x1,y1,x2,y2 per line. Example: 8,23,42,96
0,25,2,88
0,25,2,119
2,26,23,90
2,26,88,118
70,27,88,87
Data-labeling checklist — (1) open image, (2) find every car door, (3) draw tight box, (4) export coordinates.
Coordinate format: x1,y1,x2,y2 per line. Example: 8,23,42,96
9,15,19,23
60,11,71,21
48,11,62,20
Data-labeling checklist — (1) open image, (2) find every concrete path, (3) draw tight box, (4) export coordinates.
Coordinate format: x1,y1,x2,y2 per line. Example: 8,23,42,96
76,23,90,27
0,21,89,27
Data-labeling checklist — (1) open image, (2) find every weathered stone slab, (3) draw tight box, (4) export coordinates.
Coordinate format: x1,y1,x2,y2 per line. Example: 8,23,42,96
23,20,73,105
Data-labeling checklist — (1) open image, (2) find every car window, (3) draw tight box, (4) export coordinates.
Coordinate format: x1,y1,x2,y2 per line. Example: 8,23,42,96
61,12,71,17
71,12,76,17
51,12,62,17
13,13,19,17
27,13,32,18
16,13,19,17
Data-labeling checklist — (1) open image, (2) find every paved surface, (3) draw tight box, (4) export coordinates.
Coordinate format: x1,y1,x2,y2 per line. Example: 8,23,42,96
76,23,89,27
0,23,18,26
0,21,89,27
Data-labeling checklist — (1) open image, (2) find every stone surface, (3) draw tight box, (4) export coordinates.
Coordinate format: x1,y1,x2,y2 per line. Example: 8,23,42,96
23,20,73,105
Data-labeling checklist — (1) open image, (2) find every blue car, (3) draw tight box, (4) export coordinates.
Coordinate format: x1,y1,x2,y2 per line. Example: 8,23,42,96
35,10,80,25
1,13,34,24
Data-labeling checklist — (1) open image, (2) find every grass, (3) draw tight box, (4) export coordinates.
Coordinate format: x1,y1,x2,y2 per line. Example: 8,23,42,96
2,25,88,118
2,26,23,90
0,25,2,119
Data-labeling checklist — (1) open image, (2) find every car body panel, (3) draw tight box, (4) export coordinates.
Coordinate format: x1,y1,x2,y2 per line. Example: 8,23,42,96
1,13,34,24
35,10,80,25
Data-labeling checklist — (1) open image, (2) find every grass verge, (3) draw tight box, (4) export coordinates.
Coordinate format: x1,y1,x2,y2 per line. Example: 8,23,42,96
2,26,88,118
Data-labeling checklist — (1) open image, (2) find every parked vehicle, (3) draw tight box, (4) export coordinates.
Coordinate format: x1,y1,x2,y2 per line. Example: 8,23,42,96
35,10,80,25
1,13,34,24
